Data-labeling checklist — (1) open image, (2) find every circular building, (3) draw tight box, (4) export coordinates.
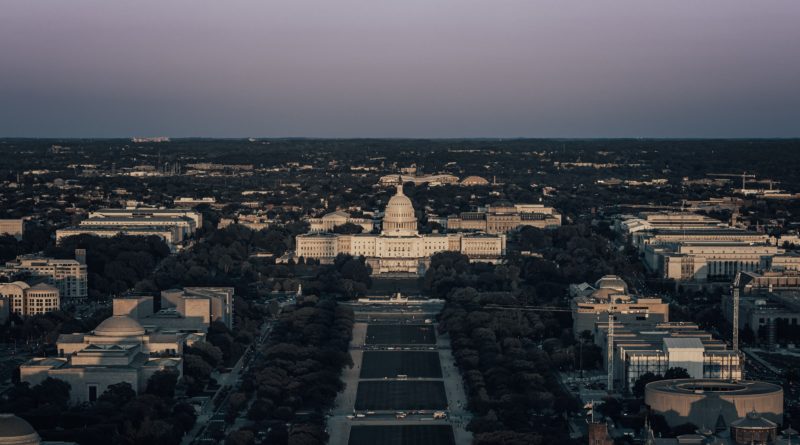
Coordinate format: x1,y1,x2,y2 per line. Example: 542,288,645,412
645,379,783,430
0,413,40,445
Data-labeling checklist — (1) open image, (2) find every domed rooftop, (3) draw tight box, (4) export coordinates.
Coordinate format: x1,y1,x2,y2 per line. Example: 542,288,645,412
594,275,628,294
382,183,417,236
731,410,778,430
0,282,30,291
0,413,40,444
461,175,489,186
94,315,145,337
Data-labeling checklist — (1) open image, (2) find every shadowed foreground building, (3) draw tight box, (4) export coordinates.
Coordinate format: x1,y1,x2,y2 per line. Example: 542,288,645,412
0,413,76,445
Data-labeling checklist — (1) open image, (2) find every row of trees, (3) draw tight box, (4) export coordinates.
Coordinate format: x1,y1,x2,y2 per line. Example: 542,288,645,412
428,252,583,445
233,297,354,445
48,234,171,299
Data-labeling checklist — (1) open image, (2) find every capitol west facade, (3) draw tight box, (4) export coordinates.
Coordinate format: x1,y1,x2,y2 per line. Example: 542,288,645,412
296,184,505,275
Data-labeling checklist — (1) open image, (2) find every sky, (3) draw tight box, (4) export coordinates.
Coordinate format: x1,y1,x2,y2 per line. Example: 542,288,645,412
1,1,799,138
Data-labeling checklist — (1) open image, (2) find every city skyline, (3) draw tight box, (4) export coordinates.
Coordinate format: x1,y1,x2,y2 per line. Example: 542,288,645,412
1,0,799,138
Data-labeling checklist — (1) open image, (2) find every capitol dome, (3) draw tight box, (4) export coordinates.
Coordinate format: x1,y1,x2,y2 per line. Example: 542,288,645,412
382,183,418,236
93,315,145,337
0,413,40,445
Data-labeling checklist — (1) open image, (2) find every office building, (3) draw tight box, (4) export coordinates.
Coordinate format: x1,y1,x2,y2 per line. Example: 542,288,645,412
3,255,87,302
594,321,742,391
0,282,60,316
55,207,201,250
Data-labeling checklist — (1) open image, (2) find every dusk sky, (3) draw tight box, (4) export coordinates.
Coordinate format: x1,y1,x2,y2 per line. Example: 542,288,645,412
1,1,799,138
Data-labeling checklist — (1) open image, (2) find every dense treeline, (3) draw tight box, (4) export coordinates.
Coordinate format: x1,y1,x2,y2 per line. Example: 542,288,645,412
233,297,354,445
426,234,621,445
301,254,372,300
0,307,110,345
0,373,193,445
437,285,581,445
135,224,302,295
46,234,171,299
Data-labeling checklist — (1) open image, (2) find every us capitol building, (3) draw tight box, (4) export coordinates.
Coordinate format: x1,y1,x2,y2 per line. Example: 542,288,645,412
296,184,506,275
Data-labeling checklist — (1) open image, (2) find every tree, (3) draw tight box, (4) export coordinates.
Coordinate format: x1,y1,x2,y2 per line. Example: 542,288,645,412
98,382,136,408
146,370,179,398
663,367,690,380
226,430,255,445
632,372,662,398
32,377,71,409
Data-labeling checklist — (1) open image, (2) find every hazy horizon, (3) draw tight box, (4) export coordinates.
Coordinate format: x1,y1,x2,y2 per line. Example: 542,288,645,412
2,0,799,138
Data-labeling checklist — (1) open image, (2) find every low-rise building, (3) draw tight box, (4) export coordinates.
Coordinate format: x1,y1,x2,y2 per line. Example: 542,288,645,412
308,211,374,233
447,203,562,233
113,287,234,331
723,270,800,344
594,321,743,391
646,242,781,282
0,218,25,239
378,173,460,186
570,275,669,338
56,226,182,248
20,314,191,404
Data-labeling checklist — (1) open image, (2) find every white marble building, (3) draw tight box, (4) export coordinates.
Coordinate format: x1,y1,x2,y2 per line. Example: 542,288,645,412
296,184,505,275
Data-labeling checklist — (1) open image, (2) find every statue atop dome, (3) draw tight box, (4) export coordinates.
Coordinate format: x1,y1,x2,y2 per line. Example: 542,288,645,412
382,182,418,236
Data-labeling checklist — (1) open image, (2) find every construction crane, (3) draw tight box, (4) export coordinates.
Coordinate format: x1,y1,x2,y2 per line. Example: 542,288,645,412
708,172,756,191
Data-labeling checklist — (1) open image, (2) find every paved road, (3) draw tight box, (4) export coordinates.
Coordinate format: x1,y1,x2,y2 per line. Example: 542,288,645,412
182,321,272,445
